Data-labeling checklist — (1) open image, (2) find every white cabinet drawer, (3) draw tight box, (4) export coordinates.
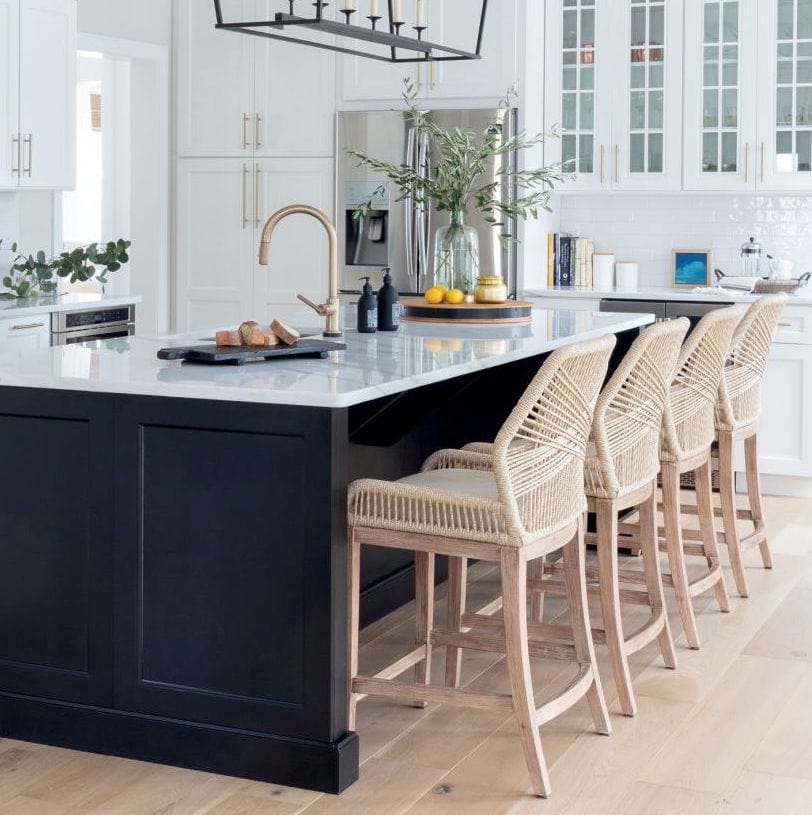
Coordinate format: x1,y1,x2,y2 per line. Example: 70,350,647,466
0,314,51,350
774,305,812,346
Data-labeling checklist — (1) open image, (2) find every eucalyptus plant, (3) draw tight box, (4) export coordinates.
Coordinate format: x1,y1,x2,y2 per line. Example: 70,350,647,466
351,81,569,235
0,238,131,298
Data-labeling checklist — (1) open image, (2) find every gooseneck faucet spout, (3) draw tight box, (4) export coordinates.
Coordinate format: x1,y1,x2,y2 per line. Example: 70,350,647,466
258,204,341,337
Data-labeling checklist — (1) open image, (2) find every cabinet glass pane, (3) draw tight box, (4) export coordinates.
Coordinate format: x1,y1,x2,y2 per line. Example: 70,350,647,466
627,0,669,174
699,1,740,176
773,0,812,172
559,0,599,177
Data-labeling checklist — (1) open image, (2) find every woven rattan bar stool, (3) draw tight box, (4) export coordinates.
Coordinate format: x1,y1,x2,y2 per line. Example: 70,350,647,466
530,320,690,716
347,335,615,798
713,294,788,597
622,307,742,649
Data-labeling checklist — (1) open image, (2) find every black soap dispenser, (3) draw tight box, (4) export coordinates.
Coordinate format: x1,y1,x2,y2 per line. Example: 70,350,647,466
357,277,378,333
377,267,400,332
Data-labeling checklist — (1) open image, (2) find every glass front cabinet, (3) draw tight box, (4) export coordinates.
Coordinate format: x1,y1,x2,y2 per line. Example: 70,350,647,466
545,0,812,192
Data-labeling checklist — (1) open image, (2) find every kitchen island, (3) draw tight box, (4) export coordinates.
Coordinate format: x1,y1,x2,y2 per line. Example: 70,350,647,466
0,308,653,794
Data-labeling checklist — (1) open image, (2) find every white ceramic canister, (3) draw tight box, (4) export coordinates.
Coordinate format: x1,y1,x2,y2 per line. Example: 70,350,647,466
592,253,616,290
615,261,639,291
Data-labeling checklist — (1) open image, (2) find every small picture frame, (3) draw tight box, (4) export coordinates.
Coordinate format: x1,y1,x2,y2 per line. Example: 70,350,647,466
673,250,713,288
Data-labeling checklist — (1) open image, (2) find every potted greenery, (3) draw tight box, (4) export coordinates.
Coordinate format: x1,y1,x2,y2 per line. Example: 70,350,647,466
0,239,131,299
351,82,567,295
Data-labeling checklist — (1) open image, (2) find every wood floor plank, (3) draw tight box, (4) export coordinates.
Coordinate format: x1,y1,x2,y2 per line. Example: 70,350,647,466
638,655,806,794
0,742,80,807
610,781,721,815
718,770,812,814
196,793,304,815
743,587,812,663
0,796,89,815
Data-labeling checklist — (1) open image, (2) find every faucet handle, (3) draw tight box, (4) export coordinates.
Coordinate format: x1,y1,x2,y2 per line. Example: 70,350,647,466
297,293,328,316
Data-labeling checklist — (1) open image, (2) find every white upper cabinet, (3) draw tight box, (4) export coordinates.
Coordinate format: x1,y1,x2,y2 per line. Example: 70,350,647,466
544,0,682,192
684,0,758,191
757,0,812,190
0,0,75,191
18,0,76,189
339,0,517,105
175,0,334,158
0,0,19,188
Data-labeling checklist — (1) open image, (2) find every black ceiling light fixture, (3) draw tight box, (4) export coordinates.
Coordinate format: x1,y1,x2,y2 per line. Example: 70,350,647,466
213,1,488,64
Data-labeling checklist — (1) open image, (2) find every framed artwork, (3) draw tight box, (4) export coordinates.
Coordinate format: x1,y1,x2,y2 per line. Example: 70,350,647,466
673,250,713,288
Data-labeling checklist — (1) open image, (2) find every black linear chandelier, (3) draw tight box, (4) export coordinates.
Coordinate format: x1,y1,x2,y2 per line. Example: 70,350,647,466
213,1,488,64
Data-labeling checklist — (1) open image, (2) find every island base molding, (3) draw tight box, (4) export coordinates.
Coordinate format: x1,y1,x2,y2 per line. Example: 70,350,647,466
0,692,359,794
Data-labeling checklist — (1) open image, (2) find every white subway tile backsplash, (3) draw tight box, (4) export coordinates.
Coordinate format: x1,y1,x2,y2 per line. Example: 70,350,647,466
558,193,812,287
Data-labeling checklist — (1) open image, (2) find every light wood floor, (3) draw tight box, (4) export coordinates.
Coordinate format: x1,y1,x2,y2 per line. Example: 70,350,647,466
1,493,811,814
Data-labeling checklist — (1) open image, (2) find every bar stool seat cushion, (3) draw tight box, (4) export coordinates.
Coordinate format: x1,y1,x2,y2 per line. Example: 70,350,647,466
397,468,499,500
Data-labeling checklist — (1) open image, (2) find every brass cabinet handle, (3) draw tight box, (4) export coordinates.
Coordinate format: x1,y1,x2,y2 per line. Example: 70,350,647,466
241,164,249,229
255,114,263,150
778,322,793,327
614,144,620,184
760,142,766,184
242,114,252,150
254,164,261,227
599,145,606,184
11,134,20,176
744,143,750,184
23,134,32,177
10,322,45,331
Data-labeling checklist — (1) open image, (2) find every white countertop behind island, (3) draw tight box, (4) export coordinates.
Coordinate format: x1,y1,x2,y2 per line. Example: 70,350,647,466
0,309,654,408
0,292,142,319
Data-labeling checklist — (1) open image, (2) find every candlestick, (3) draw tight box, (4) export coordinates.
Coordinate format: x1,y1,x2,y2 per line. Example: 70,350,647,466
416,0,425,28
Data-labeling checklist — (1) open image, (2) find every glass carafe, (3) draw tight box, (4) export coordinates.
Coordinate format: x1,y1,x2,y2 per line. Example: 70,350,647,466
740,237,763,277
433,210,480,294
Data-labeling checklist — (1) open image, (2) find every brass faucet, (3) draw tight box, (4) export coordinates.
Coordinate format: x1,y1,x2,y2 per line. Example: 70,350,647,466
257,204,341,337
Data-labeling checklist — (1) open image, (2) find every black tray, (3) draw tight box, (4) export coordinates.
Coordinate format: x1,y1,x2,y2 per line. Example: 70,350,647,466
157,339,346,365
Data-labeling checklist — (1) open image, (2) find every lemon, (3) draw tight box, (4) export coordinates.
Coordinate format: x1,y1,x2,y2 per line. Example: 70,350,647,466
435,284,449,294
424,286,445,304
445,288,464,305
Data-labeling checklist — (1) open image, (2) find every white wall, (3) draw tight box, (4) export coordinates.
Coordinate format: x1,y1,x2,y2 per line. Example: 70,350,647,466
77,0,171,46
557,193,812,288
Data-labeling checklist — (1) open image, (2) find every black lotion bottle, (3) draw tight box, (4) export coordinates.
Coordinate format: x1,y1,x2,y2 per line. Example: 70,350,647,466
377,267,400,331
357,277,378,333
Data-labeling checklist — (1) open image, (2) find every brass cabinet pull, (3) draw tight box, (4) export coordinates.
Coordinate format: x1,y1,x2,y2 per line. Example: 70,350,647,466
242,113,252,150
241,164,249,229
614,144,620,184
11,134,20,176
744,143,750,184
599,145,606,184
10,322,45,331
255,114,263,150
778,321,793,327
254,165,261,227
760,142,766,183
23,134,32,177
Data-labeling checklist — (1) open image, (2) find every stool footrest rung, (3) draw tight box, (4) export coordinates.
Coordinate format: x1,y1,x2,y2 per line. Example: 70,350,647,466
535,665,594,727
623,612,666,655
352,676,514,712
430,629,578,662
372,646,427,682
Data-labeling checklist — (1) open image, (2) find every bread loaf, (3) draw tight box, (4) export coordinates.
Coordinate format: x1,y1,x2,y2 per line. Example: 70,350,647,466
215,330,242,347
239,321,265,346
270,319,301,346
260,332,280,347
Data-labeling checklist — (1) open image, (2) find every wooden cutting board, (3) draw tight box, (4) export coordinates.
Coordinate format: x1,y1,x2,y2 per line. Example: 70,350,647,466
157,339,346,365
401,299,533,325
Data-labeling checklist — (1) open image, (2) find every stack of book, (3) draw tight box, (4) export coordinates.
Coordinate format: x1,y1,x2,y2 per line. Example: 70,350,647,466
547,234,595,288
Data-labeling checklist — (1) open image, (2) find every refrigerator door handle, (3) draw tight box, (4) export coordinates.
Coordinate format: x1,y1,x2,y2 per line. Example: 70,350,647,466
405,126,417,291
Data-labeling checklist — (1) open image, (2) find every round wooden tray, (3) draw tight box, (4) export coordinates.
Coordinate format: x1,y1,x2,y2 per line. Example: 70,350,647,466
401,299,533,325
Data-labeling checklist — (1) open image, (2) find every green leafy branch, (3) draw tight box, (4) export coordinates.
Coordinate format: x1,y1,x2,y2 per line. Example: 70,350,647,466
1,238,131,299
350,81,571,238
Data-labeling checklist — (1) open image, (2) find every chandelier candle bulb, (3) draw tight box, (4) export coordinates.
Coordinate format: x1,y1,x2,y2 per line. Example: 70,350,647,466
369,0,378,18
416,0,425,27
393,0,403,22
342,1,356,10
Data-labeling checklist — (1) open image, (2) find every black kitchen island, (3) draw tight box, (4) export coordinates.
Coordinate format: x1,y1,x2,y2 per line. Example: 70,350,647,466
0,309,651,794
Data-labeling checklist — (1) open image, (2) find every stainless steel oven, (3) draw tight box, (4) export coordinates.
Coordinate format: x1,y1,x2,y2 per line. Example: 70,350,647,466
51,304,136,345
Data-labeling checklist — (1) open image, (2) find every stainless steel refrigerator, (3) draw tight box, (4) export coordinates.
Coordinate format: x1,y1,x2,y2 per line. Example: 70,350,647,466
336,108,519,297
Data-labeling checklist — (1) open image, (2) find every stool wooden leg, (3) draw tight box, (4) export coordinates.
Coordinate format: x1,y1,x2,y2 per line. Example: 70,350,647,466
501,547,551,798
695,458,731,613
414,552,435,707
528,557,545,623
444,556,467,688
662,462,701,649
347,530,361,731
596,498,637,717
639,483,677,670
745,432,772,570
564,518,612,736
719,431,750,598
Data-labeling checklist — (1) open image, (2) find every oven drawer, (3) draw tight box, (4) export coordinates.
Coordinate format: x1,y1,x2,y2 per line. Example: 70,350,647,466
52,322,134,346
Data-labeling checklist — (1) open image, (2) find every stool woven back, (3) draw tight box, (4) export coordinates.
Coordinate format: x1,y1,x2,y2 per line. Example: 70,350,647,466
492,334,615,545
661,306,742,462
716,294,788,432
587,319,689,499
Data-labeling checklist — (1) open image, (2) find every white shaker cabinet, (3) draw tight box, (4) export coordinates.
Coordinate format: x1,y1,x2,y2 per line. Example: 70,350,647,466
175,157,333,331
0,0,75,191
0,313,50,351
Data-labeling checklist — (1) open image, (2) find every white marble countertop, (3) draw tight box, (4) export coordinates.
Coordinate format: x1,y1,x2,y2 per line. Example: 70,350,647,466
0,293,141,320
525,284,812,306
0,309,653,408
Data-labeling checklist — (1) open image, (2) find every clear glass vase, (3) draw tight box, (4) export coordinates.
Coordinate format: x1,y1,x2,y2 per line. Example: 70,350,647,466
433,210,480,294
